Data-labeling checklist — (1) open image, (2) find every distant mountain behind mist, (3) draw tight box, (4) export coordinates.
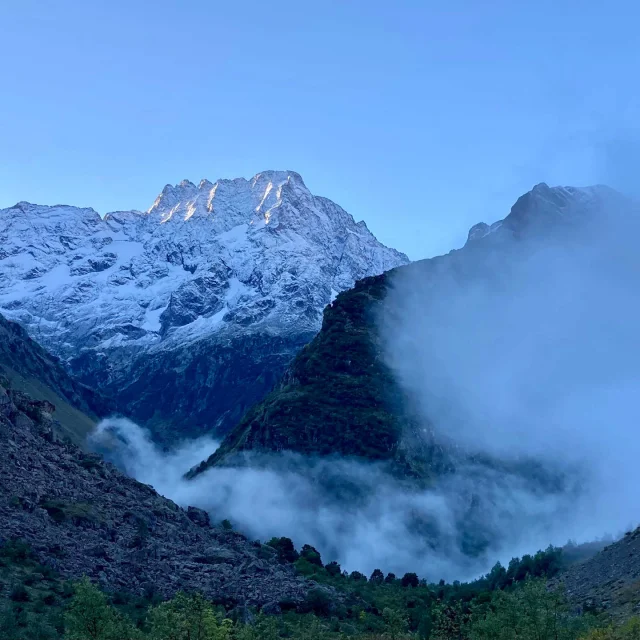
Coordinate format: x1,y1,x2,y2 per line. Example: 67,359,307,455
192,181,631,474
0,171,408,442
184,180,639,580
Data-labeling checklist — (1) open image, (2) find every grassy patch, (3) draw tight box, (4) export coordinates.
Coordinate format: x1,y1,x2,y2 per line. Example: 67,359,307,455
39,499,102,526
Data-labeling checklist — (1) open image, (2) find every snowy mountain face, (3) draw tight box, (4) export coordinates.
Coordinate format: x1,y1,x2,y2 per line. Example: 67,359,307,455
0,171,408,441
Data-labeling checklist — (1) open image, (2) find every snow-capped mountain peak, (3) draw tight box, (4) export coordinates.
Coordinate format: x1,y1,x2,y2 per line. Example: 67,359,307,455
146,170,309,228
0,171,408,438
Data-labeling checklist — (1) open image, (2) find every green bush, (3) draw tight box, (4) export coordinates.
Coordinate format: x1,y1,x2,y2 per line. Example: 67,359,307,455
266,537,299,563
10,583,30,602
40,499,100,526
64,576,138,640
349,571,367,582
300,544,323,567
401,572,419,588
468,579,593,640
1,538,33,562
304,587,332,616
369,569,384,583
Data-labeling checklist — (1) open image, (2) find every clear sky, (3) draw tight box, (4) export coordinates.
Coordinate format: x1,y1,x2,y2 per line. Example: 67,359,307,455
1,0,639,259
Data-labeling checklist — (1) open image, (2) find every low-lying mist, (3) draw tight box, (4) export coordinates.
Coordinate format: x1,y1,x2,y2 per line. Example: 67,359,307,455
89,195,640,583
92,416,604,583
380,199,640,557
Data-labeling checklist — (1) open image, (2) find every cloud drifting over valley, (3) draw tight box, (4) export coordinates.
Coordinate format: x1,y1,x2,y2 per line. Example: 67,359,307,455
380,197,640,553
90,194,640,582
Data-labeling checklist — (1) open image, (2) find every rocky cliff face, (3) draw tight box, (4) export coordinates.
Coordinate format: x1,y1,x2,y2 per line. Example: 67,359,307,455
0,171,408,441
0,372,315,611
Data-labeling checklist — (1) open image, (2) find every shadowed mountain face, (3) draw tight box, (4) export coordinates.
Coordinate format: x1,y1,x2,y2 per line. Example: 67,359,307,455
0,171,407,442
187,271,437,476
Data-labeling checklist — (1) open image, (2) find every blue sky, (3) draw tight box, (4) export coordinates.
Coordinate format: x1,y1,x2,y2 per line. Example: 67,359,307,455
1,0,639,259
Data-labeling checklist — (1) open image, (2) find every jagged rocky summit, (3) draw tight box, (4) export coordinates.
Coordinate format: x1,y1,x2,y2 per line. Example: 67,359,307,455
0,171,408,441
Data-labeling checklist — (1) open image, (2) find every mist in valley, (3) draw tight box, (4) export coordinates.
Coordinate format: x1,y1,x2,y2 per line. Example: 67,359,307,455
90,191,640,584
92,416,590,583
380,194,640,561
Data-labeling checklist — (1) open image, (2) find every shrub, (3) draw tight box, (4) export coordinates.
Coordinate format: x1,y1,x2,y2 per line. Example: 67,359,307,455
148,591,233,640
10,583,30,602
581,618,640,640
40,499,99,526
383,607,409,640
266,537,299,563
370,568,384,583
130,518,150,549
300,544,323,567
401,572,419,588
468,578,592,640
65,576,138,640
0,538,33,562
304,587,333,616
34,562,58,581
294,556,318,576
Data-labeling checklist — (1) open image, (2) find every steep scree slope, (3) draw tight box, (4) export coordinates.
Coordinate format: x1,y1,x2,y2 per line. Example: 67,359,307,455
554,529,640,619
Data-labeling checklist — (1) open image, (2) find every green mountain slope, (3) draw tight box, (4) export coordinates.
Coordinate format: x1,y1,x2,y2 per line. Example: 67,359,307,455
187,270,452,479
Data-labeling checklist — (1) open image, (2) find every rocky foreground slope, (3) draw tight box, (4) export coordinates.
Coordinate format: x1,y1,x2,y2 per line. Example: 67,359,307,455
0,368,314,611
0,171,408,442
555,529,640,619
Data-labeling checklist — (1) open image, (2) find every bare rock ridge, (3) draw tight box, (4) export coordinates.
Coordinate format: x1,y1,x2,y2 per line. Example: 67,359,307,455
0,171,408,442
0,339,314,610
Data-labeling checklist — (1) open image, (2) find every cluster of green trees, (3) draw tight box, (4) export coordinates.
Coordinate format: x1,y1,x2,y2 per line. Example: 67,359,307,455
6,574,640,640
64,578,234,640
2,536,639,640
266,537,564,597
